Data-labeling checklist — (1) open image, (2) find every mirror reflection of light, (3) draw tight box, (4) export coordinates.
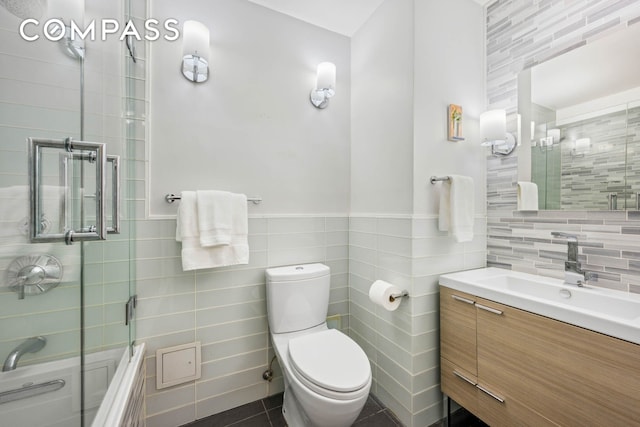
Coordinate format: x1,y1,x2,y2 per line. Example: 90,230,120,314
530,121,535,141
575,138,591,150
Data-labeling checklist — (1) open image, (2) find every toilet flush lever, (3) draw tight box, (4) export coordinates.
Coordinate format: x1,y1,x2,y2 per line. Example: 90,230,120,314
389,290,409,303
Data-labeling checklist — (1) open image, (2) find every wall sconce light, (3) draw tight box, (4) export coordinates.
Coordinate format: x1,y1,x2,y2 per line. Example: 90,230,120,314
182,20,210,83
538,128,562,150
547,128,561,143
530,121,535,142
575,137,591,149
310,62,336,109
571,137,591,158
480,109,516,156
48,0,85,60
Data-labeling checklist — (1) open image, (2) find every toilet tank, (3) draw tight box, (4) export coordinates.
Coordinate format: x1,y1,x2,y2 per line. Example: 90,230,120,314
265,263,331,334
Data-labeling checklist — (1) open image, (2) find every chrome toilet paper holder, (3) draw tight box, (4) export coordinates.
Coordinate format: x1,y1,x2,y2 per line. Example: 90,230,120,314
389,290,409,303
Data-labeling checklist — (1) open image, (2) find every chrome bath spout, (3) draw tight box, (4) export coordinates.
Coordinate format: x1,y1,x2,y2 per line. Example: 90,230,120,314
2,336,46,372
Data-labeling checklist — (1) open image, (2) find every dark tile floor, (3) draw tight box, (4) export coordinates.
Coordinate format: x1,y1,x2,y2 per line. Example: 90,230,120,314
428,407,488,427
181,393,403,427
181,393,486,427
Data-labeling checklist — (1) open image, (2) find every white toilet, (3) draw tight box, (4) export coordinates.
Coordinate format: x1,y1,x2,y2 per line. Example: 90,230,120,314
266,263,372,427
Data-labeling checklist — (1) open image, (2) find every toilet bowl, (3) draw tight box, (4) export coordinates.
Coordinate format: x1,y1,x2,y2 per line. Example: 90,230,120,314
271,324,371,427
266,264,372,427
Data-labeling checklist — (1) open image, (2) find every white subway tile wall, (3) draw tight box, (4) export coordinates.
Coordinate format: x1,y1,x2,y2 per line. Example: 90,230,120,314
486,0,640,292
349,216,486,427
0,0,133,365
138,216,350,426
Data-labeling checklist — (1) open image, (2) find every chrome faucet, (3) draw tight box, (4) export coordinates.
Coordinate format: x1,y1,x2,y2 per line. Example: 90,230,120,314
551,232,597,286
2,336,46,372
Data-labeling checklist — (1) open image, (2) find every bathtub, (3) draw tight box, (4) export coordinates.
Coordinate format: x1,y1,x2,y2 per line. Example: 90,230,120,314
0,343,145,427
92,343,146,427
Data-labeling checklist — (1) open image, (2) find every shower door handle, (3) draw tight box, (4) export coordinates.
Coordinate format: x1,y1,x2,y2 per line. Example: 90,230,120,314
107,155,120,234
29,137,108,244
65,154,120,234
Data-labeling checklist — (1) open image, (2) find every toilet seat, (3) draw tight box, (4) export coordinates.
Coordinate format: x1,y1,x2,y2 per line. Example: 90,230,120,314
288,329,371,400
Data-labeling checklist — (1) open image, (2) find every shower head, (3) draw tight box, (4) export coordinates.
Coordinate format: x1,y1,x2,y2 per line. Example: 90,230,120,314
0,0,44,19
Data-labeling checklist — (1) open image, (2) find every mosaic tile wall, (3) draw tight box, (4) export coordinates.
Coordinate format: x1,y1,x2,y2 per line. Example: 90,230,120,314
532,106,640,210
486,0,640,292
559,107,640,210
622,105,640,209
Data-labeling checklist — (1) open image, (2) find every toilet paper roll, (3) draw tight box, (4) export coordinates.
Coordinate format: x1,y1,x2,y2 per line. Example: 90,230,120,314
368,280,402,311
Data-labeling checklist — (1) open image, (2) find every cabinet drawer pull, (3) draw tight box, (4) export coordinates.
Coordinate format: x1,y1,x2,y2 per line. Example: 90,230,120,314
453,370,477,386
451,295,475,305
477,384,505,403
476,303,503,315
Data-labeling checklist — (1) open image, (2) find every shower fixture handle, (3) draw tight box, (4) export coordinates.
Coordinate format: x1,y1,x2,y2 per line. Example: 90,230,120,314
6,255,63,299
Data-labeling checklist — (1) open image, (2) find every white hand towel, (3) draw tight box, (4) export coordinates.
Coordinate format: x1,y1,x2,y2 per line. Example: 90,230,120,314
438,175,475,243
197,190,233,247
438,180,452,233
176,191,249,271
517,181,539,211
176,191,197,243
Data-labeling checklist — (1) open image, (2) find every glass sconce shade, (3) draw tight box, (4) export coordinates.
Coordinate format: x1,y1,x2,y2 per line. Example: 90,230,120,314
316,62,336,96
547,128,561,143
310,62,336,109
480,109,506,146
480,109,516,156
575,138,591,149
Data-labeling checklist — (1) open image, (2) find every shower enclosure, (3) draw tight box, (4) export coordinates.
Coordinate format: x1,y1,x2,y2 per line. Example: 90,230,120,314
0,0,142,425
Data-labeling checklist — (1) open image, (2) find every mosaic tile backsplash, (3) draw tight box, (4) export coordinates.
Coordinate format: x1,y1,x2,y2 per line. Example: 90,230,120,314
486,0,640,292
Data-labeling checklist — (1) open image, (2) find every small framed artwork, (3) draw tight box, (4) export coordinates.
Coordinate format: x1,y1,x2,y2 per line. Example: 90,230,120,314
448,104,464,141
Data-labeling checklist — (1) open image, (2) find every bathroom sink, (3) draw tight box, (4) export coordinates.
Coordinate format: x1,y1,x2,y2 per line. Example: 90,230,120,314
476,275,640,320
440,267,640,345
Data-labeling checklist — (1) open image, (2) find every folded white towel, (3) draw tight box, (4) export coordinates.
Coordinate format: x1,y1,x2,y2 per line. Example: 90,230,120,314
176,191,197,243
438,180,452,233
438,175,475,243
176,191,249,271
517,181,539,211
197,190,233,247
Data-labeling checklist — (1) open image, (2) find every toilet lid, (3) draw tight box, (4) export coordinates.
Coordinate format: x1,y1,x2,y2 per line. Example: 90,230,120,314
288,329,370,393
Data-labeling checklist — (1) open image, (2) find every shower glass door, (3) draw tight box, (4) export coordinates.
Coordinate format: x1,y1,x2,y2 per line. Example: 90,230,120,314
0,1,134,425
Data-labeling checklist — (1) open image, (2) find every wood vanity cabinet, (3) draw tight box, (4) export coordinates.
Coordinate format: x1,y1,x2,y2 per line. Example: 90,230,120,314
440,285,640,427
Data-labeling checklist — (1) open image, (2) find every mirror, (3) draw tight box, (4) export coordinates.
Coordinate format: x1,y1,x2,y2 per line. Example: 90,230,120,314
517,24,640,210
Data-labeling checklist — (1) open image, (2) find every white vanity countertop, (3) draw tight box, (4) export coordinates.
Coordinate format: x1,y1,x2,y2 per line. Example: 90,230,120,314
440,267,640,345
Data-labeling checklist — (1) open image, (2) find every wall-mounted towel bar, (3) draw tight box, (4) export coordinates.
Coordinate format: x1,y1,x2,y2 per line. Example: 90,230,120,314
165,194,262,205
430,176,451,184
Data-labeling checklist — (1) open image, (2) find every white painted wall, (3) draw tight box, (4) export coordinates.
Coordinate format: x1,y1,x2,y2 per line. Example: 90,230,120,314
349,2,486,426
144,1,486,424
350,0,485,216
412,0,486,216
148,0,351,217
350,0,415,215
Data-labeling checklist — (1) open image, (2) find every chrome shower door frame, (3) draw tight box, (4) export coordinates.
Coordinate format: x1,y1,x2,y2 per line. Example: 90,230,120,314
28,137,108,244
